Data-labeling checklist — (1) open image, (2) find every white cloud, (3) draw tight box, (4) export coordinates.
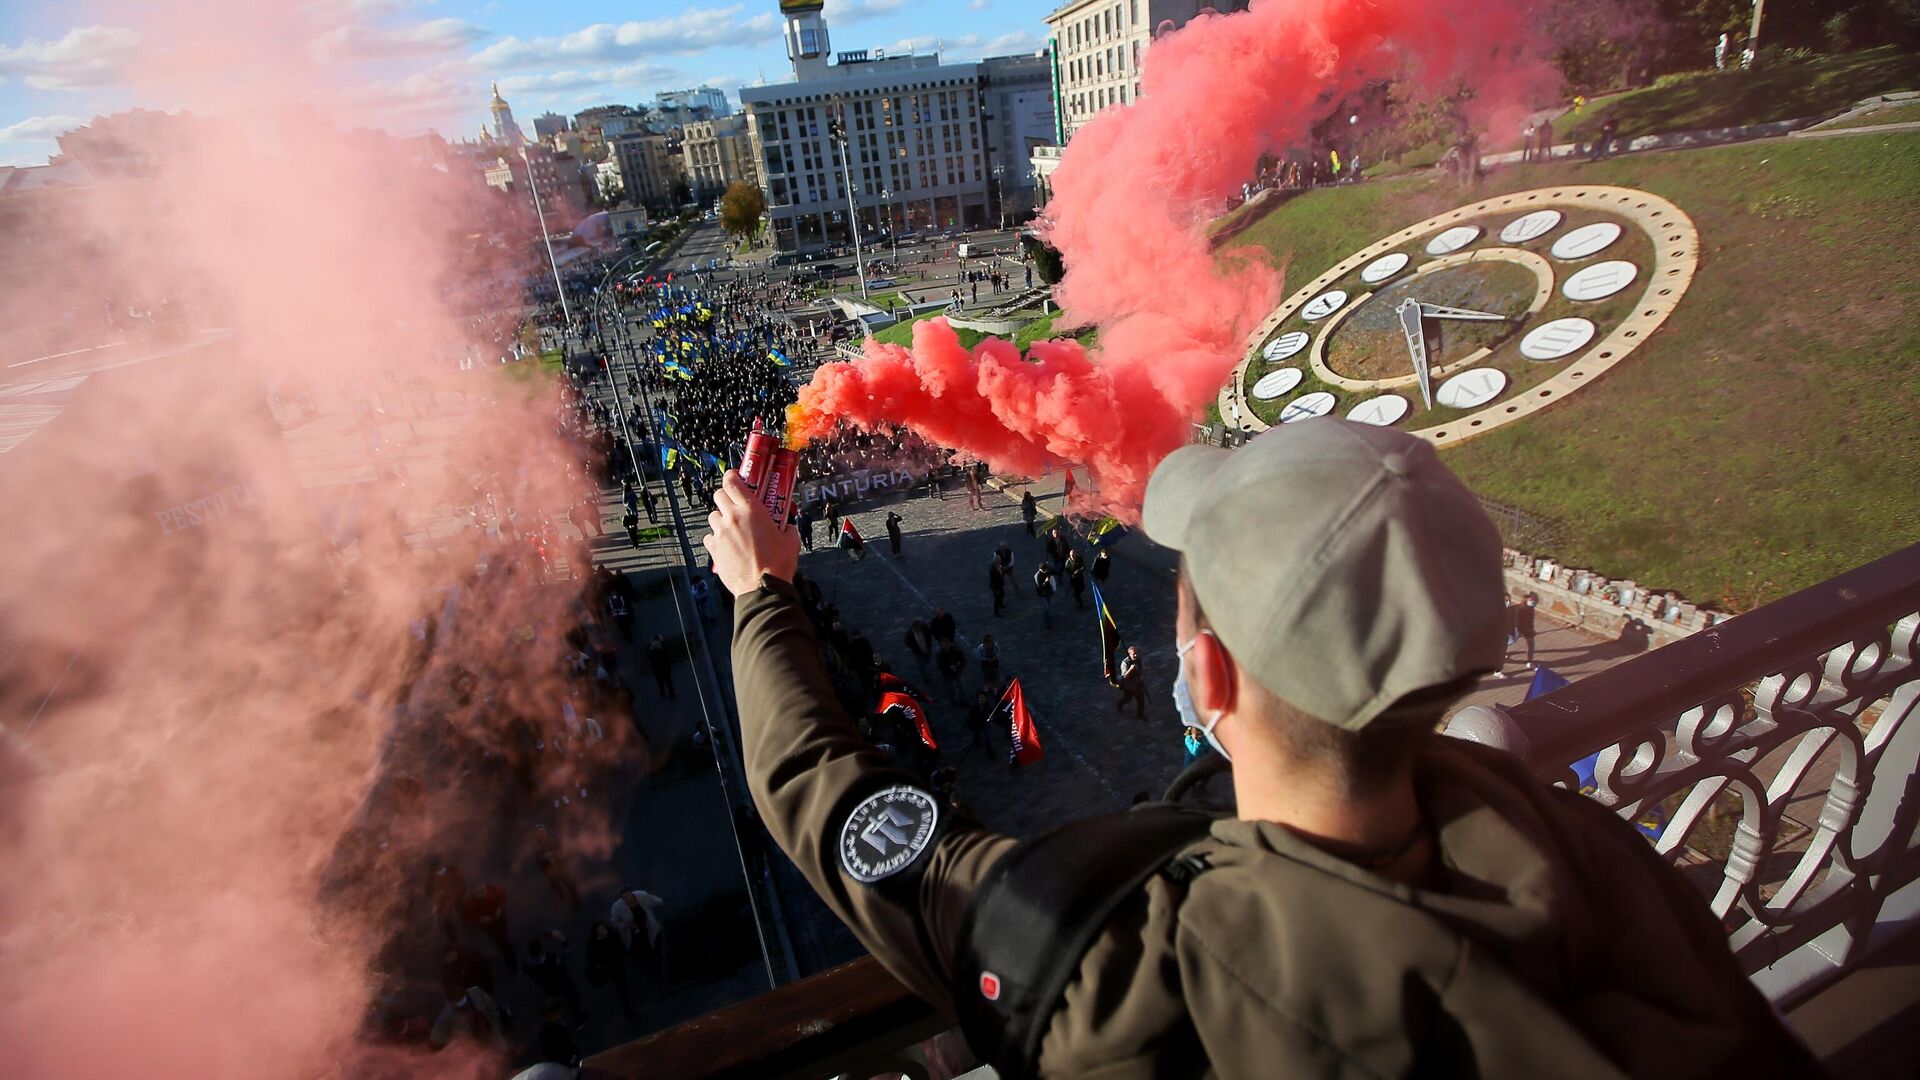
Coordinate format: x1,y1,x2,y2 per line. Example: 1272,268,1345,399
0,26,141,91
498,61,684,97
0,114,87,141
873,29,1041,61
471,6,779,70
968,0,992,10
971,29,1044,57
314,19,492,62
833,0,906,22
0,114,88,167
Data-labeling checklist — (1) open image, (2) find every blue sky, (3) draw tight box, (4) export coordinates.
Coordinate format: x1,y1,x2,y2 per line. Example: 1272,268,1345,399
0,0,1051,166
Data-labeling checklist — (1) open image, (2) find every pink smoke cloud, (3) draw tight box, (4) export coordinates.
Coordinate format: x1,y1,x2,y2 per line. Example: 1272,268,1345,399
0,1,636,1076
792,0,1555,514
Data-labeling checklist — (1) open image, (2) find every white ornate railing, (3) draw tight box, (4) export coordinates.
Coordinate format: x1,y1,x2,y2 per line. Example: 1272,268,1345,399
1447,542,1920,1006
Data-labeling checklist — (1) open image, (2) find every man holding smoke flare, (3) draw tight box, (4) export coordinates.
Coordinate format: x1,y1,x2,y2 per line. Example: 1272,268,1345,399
704,418,1815,1077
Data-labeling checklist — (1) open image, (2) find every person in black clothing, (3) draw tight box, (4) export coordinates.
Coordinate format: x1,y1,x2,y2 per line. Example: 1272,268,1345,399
966,685,996,755
885,511,904,558
1092,547,1112,584
623,510,643,549
1115,644,1148,719
1507,591,1539,670
1021,490,1038,536
535,998,582,1065
929,608,957,646
987,559,1007,615
439,946,495,1004
903,618,933,678
526,930,586,1027
584,919,634,1021
647,635,678,698
640,484,659,524
824,496,840,535
797,504,815,552
1046,525,1069,572
937,639,967,704
995,541,1019,593
1065,548,1087,609
1590,117,1620,161
975,634,1001,691
846,629,875,681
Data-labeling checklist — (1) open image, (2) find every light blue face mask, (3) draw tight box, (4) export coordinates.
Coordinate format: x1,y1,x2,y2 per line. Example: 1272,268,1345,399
1173,632,1230,762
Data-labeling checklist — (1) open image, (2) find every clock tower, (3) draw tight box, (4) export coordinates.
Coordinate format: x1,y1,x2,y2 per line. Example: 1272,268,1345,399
780,0,831,81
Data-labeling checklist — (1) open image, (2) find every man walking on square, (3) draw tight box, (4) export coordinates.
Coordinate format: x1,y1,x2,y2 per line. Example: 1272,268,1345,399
1115,644,1147,720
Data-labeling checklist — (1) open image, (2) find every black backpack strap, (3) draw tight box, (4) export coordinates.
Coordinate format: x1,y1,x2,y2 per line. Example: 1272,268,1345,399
950,805,1217,1078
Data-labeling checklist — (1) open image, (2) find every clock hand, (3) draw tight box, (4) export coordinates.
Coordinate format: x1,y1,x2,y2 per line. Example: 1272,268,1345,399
1417,302,1506,322
1397,298,1433,411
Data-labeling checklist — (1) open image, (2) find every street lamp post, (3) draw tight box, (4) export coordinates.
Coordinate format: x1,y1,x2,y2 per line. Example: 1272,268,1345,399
881,188,898,264
992,164,1007,230
828,102,869,300
522,145,575,333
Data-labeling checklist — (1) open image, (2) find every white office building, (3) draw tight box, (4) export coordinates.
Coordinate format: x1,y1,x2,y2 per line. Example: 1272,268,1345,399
1032,0,1249,201
740,0,996,252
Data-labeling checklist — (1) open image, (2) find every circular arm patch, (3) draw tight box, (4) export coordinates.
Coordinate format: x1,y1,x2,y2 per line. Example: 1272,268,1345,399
838,785,941,884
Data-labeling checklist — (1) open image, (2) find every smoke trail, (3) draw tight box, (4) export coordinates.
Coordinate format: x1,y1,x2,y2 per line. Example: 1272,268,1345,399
791,0,1553,513
0,2,632,1076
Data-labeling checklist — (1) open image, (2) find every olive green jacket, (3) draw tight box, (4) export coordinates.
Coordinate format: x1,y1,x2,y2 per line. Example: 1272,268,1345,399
733,578,1819,1078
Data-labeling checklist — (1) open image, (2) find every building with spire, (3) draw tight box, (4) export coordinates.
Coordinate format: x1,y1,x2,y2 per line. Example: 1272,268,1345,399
490,82,525,146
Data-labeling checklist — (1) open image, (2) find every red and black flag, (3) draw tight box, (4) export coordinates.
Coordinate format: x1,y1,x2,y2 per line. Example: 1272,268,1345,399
875,676,937,751
1090,580,1122,685
995,678,1045,768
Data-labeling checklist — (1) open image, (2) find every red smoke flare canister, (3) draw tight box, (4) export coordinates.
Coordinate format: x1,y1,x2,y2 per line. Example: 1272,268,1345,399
739,419,799,526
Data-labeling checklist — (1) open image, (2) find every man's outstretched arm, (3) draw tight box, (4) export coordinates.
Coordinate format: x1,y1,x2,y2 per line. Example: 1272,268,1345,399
706,471,1013,1010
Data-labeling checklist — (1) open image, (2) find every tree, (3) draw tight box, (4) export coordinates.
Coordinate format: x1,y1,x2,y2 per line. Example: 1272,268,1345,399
720,181,768,245
1020,231,1065,286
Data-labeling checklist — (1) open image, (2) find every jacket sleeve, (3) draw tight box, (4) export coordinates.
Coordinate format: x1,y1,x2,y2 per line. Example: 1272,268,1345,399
732,574,1015,1011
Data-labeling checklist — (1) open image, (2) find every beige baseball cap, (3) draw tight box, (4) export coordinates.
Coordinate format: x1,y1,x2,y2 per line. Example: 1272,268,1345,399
1142,418,1505,731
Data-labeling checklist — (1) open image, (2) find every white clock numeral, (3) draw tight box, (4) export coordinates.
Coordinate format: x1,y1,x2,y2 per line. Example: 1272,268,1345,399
1562,260,1639,302
1263,331,1310,362
1520,317,1597,361
1301,290,1348,321
1500,210,1563,244
1426,226,1482,256
1551,222,1624,261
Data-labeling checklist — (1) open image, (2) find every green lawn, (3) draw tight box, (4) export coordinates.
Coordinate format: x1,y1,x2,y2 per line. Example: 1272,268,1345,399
1227,132,1920,611
499,349,565,390
1556,46,1920,142
867,308,1089,353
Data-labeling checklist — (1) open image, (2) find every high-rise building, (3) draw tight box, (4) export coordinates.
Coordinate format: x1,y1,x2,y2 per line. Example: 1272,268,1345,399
610,131,687,212
532,112,570,140
483,145,588,228
574,105,643,143
489,82,526,146
653,87,732,120
979,52,1056,225
681,115,761,204
740,0,998,252
1031,0,1250,201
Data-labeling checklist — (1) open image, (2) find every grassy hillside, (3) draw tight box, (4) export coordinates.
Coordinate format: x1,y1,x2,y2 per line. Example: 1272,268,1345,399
1555,46,1920,142
1228,132,1920,609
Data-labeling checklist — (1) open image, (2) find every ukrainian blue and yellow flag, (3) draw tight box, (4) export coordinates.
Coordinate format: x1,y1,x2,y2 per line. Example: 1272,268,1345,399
1088,516,1128,550
1090,581,1122,685
768,346,791,368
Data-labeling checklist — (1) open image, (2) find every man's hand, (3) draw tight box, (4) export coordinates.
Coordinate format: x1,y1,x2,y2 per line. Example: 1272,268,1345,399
704,470,801,596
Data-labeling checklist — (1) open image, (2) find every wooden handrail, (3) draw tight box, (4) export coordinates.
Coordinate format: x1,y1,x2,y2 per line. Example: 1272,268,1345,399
581,955,943,1080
